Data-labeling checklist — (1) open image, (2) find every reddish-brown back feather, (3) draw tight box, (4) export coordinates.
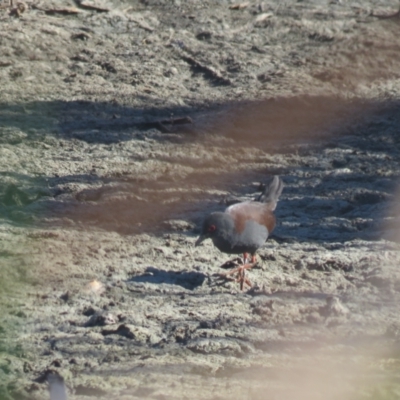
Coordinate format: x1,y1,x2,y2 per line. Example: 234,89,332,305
226,202,276,234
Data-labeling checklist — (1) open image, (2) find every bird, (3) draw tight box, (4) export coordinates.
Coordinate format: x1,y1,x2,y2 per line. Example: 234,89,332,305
195,175,283,290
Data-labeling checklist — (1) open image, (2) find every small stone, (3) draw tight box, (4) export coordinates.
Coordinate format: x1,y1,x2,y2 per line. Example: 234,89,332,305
85,312,118,327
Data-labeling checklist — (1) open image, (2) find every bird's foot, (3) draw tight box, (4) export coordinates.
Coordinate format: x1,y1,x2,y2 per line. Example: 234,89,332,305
217,263,255,291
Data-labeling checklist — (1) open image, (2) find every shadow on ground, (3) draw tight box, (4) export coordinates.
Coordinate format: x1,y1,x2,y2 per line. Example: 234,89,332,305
0,95,384,144
129,266,207,290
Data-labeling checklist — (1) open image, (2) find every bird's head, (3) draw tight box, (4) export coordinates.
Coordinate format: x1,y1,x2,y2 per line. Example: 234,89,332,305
195,213,226,247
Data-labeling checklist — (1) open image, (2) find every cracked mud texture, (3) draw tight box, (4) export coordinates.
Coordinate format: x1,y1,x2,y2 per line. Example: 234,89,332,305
1,0,400,399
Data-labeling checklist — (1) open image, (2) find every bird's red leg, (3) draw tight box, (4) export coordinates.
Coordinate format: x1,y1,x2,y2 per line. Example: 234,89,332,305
238,267,252,291
219,254,257,290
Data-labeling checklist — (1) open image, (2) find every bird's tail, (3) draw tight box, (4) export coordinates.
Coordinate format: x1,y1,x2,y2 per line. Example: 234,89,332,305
257,175,284,211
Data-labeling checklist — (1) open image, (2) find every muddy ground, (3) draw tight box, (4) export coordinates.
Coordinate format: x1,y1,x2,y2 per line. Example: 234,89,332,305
1,0,400,399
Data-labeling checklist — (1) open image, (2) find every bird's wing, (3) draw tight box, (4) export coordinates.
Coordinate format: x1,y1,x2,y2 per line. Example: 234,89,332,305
226,202,276,234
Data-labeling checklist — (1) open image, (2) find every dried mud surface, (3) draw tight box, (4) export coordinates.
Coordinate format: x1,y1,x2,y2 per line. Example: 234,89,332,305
1,0,400,399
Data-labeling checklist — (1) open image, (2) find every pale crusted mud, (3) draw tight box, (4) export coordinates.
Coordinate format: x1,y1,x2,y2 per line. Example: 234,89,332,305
1,1,400,399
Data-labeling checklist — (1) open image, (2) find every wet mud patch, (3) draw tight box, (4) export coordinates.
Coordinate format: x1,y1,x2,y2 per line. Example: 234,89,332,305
1,95,398,241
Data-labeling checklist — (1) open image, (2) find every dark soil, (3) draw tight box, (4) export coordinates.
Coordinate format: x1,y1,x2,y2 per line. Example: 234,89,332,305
1,1,400,399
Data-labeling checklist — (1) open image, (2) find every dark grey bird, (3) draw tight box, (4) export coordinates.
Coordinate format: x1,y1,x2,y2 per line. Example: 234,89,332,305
195,176,283,289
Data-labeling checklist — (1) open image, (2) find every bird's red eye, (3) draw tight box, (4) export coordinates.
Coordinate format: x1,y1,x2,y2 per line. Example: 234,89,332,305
208,225,216,232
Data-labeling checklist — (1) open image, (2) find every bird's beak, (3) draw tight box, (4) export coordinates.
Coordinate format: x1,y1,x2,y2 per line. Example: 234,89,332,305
195,234,206,247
